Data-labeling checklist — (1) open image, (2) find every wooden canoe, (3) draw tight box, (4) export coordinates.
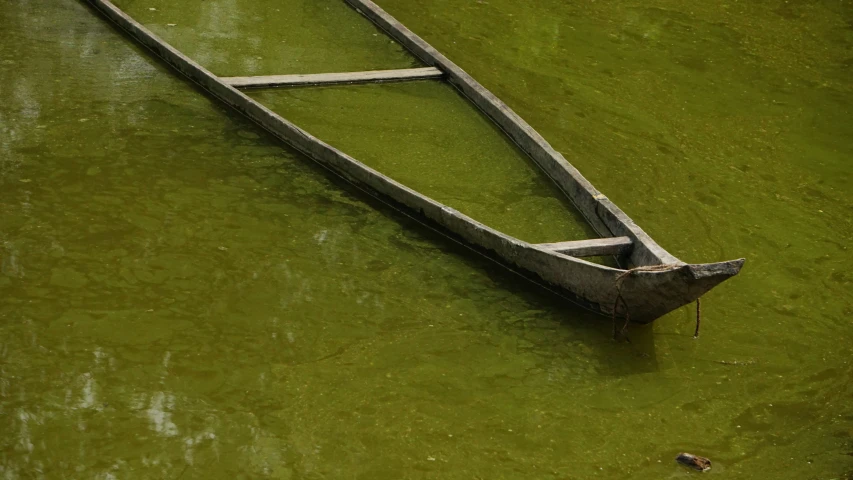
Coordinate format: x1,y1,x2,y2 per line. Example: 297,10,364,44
83,0,744,324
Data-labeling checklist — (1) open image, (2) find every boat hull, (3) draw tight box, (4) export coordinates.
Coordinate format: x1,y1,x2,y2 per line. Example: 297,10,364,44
82,0,743,324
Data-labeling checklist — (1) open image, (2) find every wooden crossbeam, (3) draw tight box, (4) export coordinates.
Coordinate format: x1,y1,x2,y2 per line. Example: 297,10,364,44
222,67,443,89
537,237,633,257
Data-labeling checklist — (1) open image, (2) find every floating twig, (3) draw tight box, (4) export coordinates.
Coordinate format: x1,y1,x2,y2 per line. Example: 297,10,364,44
715,359,757,366
676,452,711,472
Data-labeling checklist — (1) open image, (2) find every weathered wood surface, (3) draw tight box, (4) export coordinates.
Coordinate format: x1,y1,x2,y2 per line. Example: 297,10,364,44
82,0,744,324
538,237,632,257
223,67,443,88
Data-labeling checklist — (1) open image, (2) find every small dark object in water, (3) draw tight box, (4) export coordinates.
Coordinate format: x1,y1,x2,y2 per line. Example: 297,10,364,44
676,452,711,472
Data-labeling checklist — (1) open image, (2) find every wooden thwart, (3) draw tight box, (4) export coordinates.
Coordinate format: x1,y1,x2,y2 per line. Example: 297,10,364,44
537,236,633,257
222,67,443,89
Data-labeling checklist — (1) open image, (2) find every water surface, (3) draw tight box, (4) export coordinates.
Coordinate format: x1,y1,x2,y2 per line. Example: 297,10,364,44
1,0,852,479
250,81,593,243
111,0,418,75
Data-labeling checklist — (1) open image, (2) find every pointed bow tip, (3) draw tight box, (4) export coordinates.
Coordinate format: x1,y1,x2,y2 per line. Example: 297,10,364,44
688,257,745,280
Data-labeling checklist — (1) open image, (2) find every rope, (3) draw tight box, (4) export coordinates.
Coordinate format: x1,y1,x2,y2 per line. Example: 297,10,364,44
693,297,701,338
611,264,680,341
611,291,631,342
615,263,681,284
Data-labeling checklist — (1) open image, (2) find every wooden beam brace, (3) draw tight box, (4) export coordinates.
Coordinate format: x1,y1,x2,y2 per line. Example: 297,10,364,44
221,67,443,89
537,236,633,257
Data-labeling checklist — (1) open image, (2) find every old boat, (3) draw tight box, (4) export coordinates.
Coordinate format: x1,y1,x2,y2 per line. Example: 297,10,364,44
83,0,744,324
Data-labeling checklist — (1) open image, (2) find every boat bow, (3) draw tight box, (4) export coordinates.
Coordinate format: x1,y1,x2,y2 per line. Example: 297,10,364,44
610,258,746,324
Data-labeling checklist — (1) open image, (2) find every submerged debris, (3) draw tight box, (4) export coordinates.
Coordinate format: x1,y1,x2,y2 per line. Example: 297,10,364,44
676,452,712,472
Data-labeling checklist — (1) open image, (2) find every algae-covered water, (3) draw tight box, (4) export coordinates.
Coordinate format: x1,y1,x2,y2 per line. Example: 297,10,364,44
109,0,418,75
248,82,593,244
1,0,852,478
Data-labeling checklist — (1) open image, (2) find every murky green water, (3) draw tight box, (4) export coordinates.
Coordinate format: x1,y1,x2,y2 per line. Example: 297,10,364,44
2,0,852,479
250,82,592,243
111,0,417,76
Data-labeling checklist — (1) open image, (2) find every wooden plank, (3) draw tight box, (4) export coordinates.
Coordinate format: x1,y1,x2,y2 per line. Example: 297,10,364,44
537,237,633,257
222,67,443,89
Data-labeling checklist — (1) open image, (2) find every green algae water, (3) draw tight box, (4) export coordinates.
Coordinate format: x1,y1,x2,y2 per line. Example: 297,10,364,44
1,0,852,479
249,82,593,244
110,0,418,76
